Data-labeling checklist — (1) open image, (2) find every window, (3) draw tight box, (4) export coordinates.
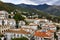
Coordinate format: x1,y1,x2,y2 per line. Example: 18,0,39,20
17,34,19,37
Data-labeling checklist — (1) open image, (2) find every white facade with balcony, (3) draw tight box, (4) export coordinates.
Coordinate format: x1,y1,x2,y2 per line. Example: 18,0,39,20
0,11,9,19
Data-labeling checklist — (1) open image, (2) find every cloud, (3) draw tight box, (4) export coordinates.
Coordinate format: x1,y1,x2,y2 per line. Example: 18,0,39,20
1,0,60,5
1,0,19,4
53,0,60,5
29,0,59,5
1,0,38,5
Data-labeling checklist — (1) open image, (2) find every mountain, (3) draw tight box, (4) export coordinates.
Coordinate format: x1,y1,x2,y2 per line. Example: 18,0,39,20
1,1,60,16
17,3,60,16
17,4,51,10
0,1,49,18
0,1,60,22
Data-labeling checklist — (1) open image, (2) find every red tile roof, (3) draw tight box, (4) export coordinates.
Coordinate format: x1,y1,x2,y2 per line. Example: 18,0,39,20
5,29,30,34
34,31,52,38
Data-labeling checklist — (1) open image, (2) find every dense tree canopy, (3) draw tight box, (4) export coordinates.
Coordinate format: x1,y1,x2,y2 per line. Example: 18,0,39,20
13,12,25,21
13,12,25,28
12,37,28,40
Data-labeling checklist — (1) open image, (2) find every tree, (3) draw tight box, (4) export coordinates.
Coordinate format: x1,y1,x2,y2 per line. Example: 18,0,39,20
12,37,28,40
0,34,4,37
37,25,42,30
13,12,25,28
54,32,58,40
14,13,25,21
56,26,60,32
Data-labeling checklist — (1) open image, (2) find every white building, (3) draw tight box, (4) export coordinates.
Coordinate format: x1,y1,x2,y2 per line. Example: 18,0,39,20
0,11,9,19
8,19,16,28
25,18,40,24
0,11,9,26
4,19,8,26
0,19,9,26
21,23,38,30
19,28,35,34
5,29,31,40
0,11,16,34
0,25,10,34
0,19,2,25
41,23,56,32
34,18,40,25
18,21,25,27
25,18,49,26
0,19,16,29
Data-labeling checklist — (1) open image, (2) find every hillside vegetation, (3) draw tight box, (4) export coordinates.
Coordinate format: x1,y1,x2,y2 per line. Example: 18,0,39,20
0,1,60,23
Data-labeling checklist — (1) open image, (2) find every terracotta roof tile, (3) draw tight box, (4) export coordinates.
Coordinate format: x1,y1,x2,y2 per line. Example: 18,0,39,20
5,29,30,34
34,31,52,38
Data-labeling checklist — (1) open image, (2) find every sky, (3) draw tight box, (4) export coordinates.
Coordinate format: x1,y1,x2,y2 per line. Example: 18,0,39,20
1,0,60,5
